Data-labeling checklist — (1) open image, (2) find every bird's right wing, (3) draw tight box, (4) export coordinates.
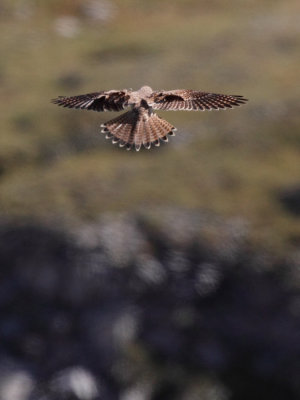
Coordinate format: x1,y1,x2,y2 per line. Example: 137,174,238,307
52,90,131,112
148,90,248,111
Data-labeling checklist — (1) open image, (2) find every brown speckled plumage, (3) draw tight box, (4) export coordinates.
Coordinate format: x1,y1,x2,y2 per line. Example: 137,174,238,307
52,86,248,151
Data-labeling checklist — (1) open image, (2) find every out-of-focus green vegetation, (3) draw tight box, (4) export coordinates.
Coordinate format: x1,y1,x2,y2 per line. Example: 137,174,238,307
0,0,299,251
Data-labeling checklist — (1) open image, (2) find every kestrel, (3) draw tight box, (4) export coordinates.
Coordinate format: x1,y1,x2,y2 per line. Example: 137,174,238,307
52,86,248,151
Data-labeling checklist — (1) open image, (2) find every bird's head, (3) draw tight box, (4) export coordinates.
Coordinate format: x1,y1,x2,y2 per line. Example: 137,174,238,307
139,85,153,96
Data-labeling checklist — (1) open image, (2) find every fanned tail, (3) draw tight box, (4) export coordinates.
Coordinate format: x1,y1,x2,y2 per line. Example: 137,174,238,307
101,109,176,151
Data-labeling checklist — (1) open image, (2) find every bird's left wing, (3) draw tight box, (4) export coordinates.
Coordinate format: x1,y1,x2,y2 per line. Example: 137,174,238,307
148,90,248,111
52,90,131,112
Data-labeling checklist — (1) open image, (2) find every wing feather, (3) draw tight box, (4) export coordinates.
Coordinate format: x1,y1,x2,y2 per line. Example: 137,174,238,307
51,90,130,112
148,90,248,111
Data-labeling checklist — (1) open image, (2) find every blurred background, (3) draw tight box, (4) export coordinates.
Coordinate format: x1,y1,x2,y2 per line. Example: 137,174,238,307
0,0,300,399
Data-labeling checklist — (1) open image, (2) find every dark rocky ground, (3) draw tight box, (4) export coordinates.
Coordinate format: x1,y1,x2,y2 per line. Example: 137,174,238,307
0,210,299,400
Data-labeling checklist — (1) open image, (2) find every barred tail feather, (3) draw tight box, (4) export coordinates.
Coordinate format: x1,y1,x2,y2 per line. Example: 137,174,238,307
101,110,176,151
101,111,137,150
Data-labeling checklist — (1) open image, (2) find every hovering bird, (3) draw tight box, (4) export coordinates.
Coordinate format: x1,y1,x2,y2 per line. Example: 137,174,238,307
52,86,248,151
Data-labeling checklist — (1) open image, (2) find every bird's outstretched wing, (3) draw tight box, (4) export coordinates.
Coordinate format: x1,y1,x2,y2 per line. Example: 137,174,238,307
52,90,131,112
148,90,248,111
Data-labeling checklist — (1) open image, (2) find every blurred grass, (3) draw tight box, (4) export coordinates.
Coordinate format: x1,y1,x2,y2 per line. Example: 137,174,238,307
0,0,300,251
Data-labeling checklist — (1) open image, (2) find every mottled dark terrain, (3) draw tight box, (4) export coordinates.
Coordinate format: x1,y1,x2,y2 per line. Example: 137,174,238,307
0,211,299,399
